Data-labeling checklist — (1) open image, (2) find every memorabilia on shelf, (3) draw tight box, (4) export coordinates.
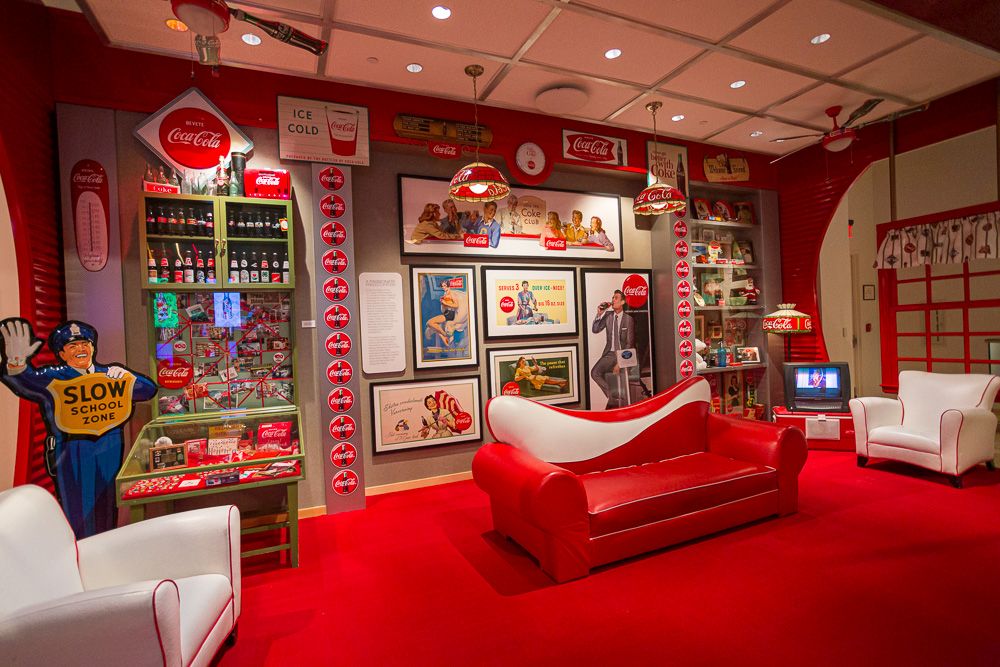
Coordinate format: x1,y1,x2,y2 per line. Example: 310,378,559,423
692,197,712,220
486,345,580,406
480,266,578,340
693,291,706,307
149,442,187,472
733,201,755,225
699,271,725,306
708,241,723,264
706,374,722,413
731,240,754,265
713,201,736,221
723,372,743,414
370,376,482,454
690,242,710,263
410,266,478,369
700,228,716,242
741,277,760,305
736,346,761,364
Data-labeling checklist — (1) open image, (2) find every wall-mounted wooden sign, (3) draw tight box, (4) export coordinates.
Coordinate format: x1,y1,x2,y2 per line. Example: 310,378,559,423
393,114,492,147
703,153,750,182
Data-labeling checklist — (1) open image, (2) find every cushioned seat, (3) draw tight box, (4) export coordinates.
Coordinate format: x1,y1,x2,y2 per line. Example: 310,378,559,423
583,453,777,536
868,425,940,454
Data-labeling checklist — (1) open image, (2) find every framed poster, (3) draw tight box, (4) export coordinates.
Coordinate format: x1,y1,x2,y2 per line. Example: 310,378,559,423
410,266,478,369
398,175,623,261
370,376,482,454
581,268,656,410
480,266,578,340
486,344,580,406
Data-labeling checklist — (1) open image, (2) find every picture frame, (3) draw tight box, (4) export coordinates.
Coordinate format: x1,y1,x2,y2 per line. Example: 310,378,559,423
486,344,580,406
370,375,482,454
722,372,743,414
148,443,187,472
580,268,656,410
713,201,736,221
410,266,479,369
480,266,578,340
863,284,876,300
735,346,760,364
709,324,723,340
398,174,623,261
733,201,756,225
693,197,713,220
695,315,707,342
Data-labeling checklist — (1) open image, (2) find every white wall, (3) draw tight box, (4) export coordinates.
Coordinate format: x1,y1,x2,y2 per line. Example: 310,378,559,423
0,172,22,490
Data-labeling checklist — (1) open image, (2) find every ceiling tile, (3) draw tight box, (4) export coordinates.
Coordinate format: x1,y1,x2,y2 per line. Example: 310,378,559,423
769,83,906,128
92,0,197,58
487,65,640,122
331,0,553,59
840,36,1000,102
708,117,822,155
571,0,778,43
612,95,749,141
326,30,502,98
522,11,704,86
663,52,817,112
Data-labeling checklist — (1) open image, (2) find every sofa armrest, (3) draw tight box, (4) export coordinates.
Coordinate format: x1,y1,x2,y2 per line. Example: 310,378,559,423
0,579,182,667
78,505,240,617
850,397,903,456
940,407,999,475
472,442,588,529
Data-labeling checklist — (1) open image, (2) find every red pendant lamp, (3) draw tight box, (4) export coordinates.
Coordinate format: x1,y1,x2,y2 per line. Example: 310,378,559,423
449,65,510,203
633,101,686,216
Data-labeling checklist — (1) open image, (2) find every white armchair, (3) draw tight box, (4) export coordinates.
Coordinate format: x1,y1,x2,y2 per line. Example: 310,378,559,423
0,485,240,666
850,371,1000,487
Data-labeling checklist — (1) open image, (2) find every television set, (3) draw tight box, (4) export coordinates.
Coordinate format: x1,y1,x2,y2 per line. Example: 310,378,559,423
783,362,851,412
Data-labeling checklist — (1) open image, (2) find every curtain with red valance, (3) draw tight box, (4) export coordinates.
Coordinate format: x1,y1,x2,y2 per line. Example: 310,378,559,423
875,204,1000,269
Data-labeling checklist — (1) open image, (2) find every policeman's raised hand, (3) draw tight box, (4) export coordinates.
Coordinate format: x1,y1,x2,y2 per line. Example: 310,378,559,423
1,318,42,367
105,365,132,379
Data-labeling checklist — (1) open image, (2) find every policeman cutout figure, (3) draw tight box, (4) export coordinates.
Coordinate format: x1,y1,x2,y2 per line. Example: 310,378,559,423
0,318,156,538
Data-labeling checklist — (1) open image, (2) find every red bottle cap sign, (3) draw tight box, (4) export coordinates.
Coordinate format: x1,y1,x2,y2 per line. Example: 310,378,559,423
332,469,359,496
325,332,353,357
321,221,347,247
327,387,355,413
326,360,354,385
673,220,688,238
329,415,357,440
679,359,695,378
453,412,473,432
323,276,350,302
324,304,351,330
676,280,692,299
318,165,345,191
679,339,694,358
621,274,649,309
322,249,349,274
674,240,689,258
678,320,692,338
157,357,193,389
158,107,231,170
675,260,691,279
320,193,347,219
499,295,515,313
330,442,358,468
501,382,521,396
677,300,692,318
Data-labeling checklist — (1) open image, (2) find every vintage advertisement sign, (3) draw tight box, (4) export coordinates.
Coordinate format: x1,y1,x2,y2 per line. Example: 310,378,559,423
703,153,750,183
486,345,580,406
133,88,253,177
393,114,492,147
481,267,578,340
69,159,110,273
562,130,627,166
646,141,688,201
47,373,137,437
279,96,370,166
370,376,482,454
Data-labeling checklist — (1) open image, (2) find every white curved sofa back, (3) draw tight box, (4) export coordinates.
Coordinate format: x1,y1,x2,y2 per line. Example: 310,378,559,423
898,370,1000,435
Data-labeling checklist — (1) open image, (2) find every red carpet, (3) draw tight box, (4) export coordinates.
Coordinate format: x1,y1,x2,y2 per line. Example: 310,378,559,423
217,452,1000,666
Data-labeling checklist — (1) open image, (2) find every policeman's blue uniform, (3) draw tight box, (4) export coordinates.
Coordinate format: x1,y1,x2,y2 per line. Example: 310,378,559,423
1,322,156,538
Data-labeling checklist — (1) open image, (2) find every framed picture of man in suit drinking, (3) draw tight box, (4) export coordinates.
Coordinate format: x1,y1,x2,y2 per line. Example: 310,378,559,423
581,269,656,410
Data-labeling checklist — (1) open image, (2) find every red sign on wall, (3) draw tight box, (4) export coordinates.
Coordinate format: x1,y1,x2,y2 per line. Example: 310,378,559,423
70,159,110,273
561,130,626,166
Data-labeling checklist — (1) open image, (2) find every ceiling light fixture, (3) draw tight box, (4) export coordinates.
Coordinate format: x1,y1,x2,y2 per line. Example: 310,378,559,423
810,33,831,45
432,5,452,20
604,48,622,60
750,130,764,137
406,63,423,73
671,114,685,122
449,65,510,203
730,80,747,89
633,101,686,217
241,33,261,45
165,18,188,32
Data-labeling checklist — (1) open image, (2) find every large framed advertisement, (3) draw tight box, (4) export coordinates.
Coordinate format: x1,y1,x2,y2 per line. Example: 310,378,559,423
580,269,656,410
398,175,623,261
480,266,578,340
410,266,478,370
486,344,580,406
370,376,482,454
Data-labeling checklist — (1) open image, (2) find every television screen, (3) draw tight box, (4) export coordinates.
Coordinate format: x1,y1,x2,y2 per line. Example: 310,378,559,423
783,362,851,412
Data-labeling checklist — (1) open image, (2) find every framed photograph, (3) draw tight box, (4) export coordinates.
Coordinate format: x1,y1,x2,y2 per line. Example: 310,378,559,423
722,372,743,414
487,344,580,406
693,197,713,220
481,266,578,340
370,376,482,454
398,175,623,261
700,228,717,242
709,324,723,340
735,346,760,364
863,284,876,300
410,266,478,369
731,240,755,265
581,269,655,410
733,201,756,225
148,443,187,472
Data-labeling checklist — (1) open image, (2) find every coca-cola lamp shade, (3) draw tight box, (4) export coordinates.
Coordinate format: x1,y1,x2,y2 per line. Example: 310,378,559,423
763,303,813,334
171,0,230,35
633,182,686,216
449,162,510,203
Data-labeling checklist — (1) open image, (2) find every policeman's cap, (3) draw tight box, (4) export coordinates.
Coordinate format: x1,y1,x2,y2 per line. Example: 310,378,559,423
49,321,98,354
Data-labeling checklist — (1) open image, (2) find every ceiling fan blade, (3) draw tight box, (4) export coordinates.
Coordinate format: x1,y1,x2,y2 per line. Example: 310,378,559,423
769,141,819,165
769,133,822,143
231,8,329,55
854,103,929,129
841,98,883,128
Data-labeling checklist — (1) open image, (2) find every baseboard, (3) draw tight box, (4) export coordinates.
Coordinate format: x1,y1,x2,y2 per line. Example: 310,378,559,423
297,471,474,519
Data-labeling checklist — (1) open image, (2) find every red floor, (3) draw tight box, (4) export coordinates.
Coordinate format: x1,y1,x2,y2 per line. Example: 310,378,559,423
218,451,1000,666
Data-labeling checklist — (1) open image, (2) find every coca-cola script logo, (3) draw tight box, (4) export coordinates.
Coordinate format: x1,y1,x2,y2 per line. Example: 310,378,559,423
322,249,349,274
318,165,345,191
544,237,567,251
329,415,357,441
677,300,692,318
324,304,351,330
328,387,355,413
677,281,692,299
464,234,489,248
499,296,516,313
621,274,649,309
502,382,521,396
325,332,353,357
72,170,104,185
428,141,461,159
323,276,350,302
453,412,473,432
331,443,358,469
679,359,695,378
763,316,813,333
157,358,193,389
158,107,230,170
564,133,617,163
673,220,688,238
674,240,689,258
677,320,693,338
320,194,347,219
332,469,359,496
321,221,347,247
326,360,354,385
675,260,691,279
678,339,694,358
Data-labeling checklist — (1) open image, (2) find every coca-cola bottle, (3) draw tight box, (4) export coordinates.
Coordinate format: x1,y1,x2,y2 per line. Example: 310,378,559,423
264,212,275,239
239,251,249,284
172,249,184,283
229,9,328,56
146,205,156,236
236,213,247,238
281,252,290,283
195,256,206,284
227,211,236,237
676,153,686,195
167,207,179,236
147,247,157,283
196,209,207,237
159,244,170,283
271,252,281,283
249,251,260,283
254,211,265,238
183,249,194,283
205,210,215,237
229,254,239,284
207,256,216,284
186,208,198,237
156,206,168,235
260,254,270,284
271,213,282,239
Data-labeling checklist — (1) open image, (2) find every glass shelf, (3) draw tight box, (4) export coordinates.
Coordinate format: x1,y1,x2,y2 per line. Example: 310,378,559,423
688,219,757,229
697,363,767,375
692,264,758,270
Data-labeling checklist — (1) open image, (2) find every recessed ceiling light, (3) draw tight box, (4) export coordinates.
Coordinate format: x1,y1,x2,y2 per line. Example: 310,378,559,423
241,33,262,46
730,80,747,89
671,114,685,122
366,56,380,64
432,5,451,19
775,139,786,143
165,18,188,32
604,48,622,60
750,130,764,137
810,33,831,45
406,63,423,73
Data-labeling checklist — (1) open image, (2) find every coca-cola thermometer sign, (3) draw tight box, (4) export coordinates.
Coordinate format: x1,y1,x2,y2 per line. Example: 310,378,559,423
133,87,252,177
70,159,110,272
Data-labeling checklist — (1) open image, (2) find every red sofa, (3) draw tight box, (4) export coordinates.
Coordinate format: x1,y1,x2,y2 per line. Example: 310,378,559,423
472,377,808,582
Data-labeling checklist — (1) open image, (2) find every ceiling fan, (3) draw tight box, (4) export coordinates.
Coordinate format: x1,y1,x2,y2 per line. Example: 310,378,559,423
170,0,328,67
769,98,927,164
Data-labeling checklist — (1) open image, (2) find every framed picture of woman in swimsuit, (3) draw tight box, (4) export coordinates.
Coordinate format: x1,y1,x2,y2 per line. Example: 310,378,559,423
486,344,580,406
480,266,578,340
410,266,479,369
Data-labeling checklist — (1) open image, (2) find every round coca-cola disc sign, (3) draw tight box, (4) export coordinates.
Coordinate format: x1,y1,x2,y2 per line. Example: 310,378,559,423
158,108,231,170
157,358,193,389
621,274,649,309
330,442,358,468
332,469,359,496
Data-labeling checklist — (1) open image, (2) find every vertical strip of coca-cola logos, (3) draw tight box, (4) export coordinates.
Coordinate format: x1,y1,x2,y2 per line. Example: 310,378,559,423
672,214,696,382
313,163,366,513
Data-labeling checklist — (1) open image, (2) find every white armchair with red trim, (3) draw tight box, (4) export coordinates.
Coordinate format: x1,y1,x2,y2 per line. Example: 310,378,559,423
850,371,999,487
0,485,241,666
